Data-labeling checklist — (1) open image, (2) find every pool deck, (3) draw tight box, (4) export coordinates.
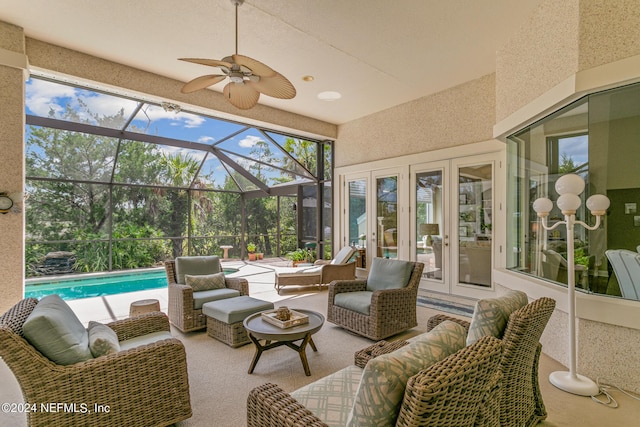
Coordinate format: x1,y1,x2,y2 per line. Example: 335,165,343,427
65,258,327,326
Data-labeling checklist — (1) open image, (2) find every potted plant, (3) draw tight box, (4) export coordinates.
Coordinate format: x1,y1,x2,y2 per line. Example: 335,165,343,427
247,243,257,261
286,248,307,266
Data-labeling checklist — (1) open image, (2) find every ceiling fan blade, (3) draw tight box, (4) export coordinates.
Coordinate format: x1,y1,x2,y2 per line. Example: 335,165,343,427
232,54,276,77
179,58,233,69
181,75,227,94
248,72,296,99
223,82,260,110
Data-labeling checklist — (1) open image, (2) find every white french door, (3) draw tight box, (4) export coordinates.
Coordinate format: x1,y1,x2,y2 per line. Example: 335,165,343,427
340,152,498,300
411,153,498,299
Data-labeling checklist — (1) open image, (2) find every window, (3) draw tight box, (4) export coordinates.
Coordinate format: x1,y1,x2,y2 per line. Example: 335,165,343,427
506,82,640,300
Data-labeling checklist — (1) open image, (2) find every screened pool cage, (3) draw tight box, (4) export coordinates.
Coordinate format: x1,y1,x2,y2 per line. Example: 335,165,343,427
24,76,333,277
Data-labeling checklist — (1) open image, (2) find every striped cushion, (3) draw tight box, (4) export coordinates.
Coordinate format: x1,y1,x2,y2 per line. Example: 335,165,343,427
347,321,467,426
291,365,364,427
466,290,528,346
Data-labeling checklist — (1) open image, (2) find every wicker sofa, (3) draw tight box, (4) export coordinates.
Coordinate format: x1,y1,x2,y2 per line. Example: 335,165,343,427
0,297,192,427
165,256,249,332
247,328,503,427
248,290,555,427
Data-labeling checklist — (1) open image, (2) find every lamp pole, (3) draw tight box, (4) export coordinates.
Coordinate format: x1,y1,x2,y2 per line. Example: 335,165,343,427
533,174,609,396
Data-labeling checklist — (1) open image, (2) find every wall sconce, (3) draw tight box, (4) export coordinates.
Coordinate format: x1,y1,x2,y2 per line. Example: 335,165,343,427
0,192,14,214
533,173,610,396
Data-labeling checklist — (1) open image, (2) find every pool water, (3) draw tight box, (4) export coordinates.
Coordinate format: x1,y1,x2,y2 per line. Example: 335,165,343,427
25,268,239,301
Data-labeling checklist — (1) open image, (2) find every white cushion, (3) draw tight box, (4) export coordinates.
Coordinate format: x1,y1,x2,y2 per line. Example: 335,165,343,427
87,321,120,357
331,247,356,265
23,294,93,365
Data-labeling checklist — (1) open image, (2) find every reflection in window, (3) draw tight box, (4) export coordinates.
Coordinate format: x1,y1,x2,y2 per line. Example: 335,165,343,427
458,165,492,287
506,82,640,301
416,171,443,280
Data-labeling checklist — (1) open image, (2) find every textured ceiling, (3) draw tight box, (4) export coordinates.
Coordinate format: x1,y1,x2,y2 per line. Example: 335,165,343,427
0,0,543,124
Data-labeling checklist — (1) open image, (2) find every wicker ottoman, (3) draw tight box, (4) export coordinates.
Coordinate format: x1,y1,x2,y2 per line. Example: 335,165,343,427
202,296,274,347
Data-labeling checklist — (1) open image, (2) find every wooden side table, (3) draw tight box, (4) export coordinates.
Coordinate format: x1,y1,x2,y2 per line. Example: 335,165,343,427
129,299,161,317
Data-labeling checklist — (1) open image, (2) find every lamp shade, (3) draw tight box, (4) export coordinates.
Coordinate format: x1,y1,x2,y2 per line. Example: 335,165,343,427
555,174,585,196
533,197,553,215
556,193,582,213
586,194,610,214
419,223,439,235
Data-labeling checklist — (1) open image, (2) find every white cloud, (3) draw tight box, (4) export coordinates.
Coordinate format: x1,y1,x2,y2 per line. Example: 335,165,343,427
239,135,262,148
198,136,216,144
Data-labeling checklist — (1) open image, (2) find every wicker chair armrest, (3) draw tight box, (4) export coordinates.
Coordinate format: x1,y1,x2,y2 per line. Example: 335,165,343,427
225,277,250,295
329,279,367,294
427,314,470,332
327,279,368,303
108,312,170,341
247,383,328,427
370,286,416,306
169,282,194,297
354,339,410,368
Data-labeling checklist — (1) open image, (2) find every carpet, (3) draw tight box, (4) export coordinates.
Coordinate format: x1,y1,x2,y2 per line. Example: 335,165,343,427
416,294,474,318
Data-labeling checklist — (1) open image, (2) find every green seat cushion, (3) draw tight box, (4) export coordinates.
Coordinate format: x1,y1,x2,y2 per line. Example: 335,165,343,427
291,365,364,427
192,288,240,310
87,321,120,357
366,258,413,291
202,296,273,324
185,272,226,291
347,320,467,427
119,331,174,351
22,294,93,365
466,289,528,346
334,291,373,315
175,256,221,284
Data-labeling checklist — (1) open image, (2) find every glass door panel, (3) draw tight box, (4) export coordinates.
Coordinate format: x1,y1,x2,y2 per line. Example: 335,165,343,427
457,163,493,288
376,176,398,259
347,178,368,268
416,170,444,281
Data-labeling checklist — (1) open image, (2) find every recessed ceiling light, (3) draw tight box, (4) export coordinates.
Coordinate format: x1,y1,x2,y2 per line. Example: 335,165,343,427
317,91,342,101
302,75,314,82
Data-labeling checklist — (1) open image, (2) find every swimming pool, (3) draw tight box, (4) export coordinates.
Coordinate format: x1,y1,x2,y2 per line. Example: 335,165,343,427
25,267,240,301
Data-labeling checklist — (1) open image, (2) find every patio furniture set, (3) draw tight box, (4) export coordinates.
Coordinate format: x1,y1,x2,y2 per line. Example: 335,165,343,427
0,250,556,426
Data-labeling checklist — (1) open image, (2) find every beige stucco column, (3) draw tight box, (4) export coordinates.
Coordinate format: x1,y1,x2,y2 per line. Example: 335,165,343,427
0,21,27,312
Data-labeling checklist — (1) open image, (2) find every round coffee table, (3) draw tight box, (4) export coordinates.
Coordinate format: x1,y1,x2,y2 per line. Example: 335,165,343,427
243,309,324,376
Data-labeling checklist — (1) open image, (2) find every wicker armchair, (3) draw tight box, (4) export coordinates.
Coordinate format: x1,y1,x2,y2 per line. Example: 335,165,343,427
247,335,503,427
327,258,424,340
0,298,192,427
165,257,249,332
427,296,556,427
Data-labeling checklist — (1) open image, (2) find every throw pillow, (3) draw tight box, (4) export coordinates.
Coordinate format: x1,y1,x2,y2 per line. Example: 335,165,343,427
347,320,467,427
174,256,221,284
87,321,120,357
185,272,226,291
366,258,414,291
466,289,528,346
22,294,93,365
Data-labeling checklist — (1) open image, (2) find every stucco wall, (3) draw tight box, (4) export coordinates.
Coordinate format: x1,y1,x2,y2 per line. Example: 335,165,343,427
335,74,496,168
495,0,580,123
0,21,26,313
496,0,640,123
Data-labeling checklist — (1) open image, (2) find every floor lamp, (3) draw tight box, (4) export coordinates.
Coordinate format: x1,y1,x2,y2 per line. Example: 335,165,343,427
532,173,610,396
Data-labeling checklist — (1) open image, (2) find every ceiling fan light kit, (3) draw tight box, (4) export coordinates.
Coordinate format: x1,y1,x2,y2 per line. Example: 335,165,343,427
179,0,296,110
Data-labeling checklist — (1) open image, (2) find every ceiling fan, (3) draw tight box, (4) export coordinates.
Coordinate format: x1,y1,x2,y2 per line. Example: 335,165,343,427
179,0,296,110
